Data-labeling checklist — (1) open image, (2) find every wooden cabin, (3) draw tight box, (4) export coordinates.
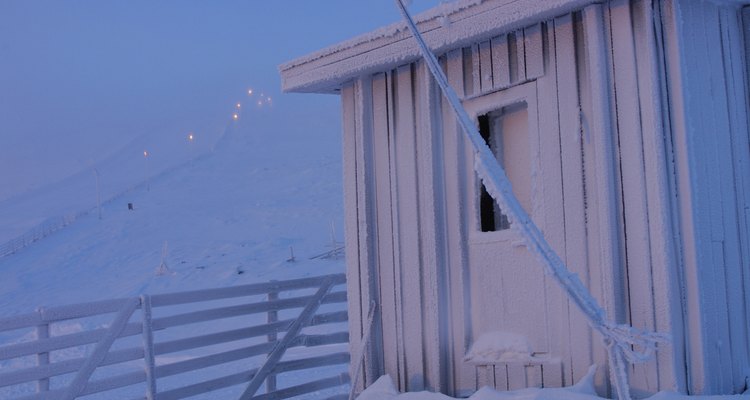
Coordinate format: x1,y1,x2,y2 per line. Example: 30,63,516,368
280,0,750,397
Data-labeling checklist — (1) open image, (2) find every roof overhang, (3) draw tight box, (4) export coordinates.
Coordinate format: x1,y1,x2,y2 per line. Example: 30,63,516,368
280,0,750,94
280,0,601,94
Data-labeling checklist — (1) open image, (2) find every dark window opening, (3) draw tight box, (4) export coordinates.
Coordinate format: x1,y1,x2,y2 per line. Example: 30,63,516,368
477,102,529,232
479,114,510,232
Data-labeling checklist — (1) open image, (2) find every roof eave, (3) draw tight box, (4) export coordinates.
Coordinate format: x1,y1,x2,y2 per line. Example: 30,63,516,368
280,0,601,94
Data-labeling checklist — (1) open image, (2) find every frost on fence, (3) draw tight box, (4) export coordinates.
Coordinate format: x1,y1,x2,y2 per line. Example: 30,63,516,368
0,274,350,400
393,1,668,399
0,212,84,259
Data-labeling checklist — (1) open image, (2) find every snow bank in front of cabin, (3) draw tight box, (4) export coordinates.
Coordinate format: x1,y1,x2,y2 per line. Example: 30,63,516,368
357,366,601,400
357,370,750,400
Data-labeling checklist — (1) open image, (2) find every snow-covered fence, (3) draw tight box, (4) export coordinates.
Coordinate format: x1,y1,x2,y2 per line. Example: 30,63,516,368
0,151,211,261
0,273,350,400
0,213,84,259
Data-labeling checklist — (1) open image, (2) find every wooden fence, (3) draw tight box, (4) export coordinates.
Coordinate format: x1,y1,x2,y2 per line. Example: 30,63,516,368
0,153,210,260
0,213,83,259
0,273,350,400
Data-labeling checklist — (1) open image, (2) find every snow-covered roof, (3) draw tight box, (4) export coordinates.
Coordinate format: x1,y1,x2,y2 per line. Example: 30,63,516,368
280,0,598,94
280,0,750,94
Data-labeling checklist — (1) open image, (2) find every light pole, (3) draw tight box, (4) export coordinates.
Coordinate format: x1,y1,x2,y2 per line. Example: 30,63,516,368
93,168,102,219
187,132,194,165
143,150,150,191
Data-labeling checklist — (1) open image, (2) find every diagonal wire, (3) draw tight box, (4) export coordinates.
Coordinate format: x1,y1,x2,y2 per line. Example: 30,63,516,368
392,1,669,399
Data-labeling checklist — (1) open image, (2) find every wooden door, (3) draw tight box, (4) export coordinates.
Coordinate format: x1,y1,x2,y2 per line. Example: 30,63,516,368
459,81,564,390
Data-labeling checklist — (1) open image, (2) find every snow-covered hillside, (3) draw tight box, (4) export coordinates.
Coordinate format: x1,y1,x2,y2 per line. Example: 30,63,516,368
0,105,345,316
0,123,225,244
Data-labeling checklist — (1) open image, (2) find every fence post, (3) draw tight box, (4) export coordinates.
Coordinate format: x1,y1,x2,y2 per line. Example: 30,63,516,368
36,307,50,393
141,295,157,400
239,278,336,400
266,283,279,394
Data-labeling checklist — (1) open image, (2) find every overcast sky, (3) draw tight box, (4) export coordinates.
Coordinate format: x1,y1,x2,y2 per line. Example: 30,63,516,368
0,0,437,201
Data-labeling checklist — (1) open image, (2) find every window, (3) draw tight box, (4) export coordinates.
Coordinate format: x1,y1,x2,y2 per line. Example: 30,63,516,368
478,102,531,232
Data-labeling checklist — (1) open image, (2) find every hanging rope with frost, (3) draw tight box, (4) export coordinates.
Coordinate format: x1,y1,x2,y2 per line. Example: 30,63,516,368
393,1,669,399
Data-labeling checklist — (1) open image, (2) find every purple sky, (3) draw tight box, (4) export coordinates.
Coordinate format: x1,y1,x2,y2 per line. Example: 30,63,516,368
0,0,436,201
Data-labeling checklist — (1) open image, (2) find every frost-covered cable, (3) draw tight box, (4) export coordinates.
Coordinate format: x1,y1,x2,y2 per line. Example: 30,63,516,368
393,1,668,398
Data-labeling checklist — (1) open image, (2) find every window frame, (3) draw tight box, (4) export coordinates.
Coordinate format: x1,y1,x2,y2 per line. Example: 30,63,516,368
462,81,540,244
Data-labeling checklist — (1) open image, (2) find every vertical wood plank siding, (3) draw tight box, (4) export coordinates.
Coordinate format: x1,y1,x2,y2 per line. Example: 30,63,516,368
354,76,384,388
579,5,620,392
372,72,401,393
466,25,546,97
660,0,750,394
554,13,593,387
535,15,570,389
385,69,409,392
524,24,545,80
722,7,750,391
631,0,685,392
492,35,511,89
607,0,660,391
341,83,364,394
343,1,750,396
443,48,474,396
393,64,426,392
415,60,449,393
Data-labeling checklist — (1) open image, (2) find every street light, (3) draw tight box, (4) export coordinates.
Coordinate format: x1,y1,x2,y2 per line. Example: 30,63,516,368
143,150,150,191
93,168,102,219
187,133,195,165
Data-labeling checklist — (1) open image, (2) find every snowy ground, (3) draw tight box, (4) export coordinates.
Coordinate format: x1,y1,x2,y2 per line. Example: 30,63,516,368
0,106,345,314
358,370,750,400
2,57,748,400
0,105,348,399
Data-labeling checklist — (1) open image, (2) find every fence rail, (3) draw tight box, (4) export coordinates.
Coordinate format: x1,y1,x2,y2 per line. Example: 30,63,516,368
0,273,349,400
0,213,84,259
0,151,216,261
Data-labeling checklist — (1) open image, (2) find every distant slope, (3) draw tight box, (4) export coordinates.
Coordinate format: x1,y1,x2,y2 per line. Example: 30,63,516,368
0,122,225,244
0,107,345,315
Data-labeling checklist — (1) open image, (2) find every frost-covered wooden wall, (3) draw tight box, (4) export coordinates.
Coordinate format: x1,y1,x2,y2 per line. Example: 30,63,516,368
339,0,750,397
342,0,747,393
661,0,750,394
280,0,750,397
